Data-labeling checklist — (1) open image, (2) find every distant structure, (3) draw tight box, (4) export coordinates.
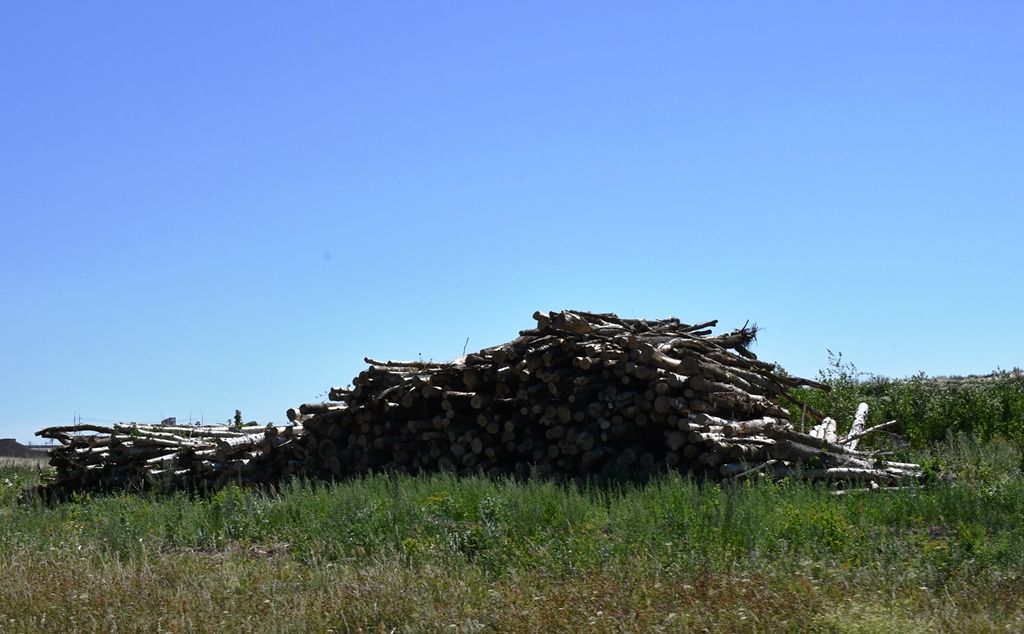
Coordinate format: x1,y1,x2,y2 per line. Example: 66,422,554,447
0,438,45,458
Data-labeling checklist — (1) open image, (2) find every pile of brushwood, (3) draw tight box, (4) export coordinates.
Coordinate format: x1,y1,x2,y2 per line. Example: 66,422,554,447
31,310,921,499
293,310,921,487
32,422,303,499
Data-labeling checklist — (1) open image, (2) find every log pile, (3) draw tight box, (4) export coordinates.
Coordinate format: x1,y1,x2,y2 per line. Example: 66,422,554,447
33,422,303,498
31,309,922,498
294,310,921,485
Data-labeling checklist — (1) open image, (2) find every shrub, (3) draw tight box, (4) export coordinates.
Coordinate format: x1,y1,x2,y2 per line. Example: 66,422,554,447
789,358,1024,451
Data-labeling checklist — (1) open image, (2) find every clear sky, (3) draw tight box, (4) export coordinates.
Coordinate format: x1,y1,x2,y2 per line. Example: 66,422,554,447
2,3,1022,442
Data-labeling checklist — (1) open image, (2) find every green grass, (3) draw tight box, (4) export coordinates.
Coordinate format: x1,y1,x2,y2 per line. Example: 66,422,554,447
2,437,1023,632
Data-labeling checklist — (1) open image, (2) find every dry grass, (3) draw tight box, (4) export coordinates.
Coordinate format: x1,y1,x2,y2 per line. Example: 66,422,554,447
0,455,47,470
2,546,1022,633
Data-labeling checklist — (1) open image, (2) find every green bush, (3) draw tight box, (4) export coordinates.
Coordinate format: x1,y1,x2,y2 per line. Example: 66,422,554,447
788,355,1024,451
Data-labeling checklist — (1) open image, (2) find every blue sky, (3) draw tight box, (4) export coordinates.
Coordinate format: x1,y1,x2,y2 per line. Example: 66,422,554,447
2,3,1022,442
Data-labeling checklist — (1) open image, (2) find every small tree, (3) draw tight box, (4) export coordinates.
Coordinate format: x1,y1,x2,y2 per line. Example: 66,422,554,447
233,409,242,428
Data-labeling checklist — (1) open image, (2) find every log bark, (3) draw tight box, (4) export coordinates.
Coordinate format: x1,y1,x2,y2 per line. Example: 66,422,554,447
842,403,869,449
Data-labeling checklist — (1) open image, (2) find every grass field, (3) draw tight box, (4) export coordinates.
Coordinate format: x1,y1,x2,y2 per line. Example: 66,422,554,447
2,435,1023,632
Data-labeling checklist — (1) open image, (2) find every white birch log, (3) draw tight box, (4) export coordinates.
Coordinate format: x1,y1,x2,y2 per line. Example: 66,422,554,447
810,417,838,443
841,402,869,450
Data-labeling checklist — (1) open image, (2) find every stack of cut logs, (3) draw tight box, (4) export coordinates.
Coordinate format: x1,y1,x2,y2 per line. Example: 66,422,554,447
293,310,921,486
33,422,303,498
32,309,921,498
